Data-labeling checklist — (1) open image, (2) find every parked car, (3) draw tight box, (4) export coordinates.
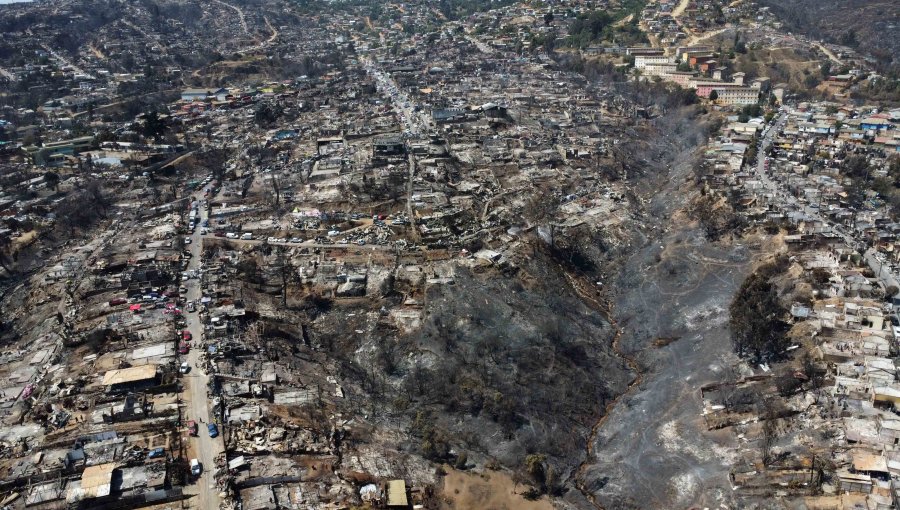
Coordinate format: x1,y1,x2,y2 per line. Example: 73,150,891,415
180,361,190,373
241,233,254,240
179,342,189,354
187,420,198,436
182,330,192,341
207,423,219,438
190,458,201,476
226,232,238,239
147,447,165,459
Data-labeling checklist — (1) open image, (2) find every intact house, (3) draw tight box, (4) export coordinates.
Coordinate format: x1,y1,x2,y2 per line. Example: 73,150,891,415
181,88,229,102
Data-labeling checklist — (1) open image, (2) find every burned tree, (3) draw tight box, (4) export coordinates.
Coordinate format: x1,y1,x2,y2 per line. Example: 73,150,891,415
729,257,790,362
758,398,781,466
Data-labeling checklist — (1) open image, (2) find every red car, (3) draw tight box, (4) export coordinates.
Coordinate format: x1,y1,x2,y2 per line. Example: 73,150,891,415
182,330,192,341
187,420,198,436
179,341,190,354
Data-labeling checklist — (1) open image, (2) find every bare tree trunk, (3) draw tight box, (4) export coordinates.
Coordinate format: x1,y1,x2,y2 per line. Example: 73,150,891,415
759,399,778,466
271,175,281,208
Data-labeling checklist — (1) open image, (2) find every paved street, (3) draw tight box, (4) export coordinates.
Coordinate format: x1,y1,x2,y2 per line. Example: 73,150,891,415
361,56,431,136
181,184,224,510
756,110,900,296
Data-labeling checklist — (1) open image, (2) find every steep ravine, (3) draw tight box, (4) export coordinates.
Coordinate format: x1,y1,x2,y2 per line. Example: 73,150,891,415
573,161,757,508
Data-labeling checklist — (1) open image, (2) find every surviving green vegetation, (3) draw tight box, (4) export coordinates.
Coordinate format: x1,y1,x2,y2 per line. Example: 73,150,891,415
565,2,648,48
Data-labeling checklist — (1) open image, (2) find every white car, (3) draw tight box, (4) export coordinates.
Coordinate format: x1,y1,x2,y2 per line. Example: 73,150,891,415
226,233,238,239
180,362,190,374
190,458,201,476
184,237,192,245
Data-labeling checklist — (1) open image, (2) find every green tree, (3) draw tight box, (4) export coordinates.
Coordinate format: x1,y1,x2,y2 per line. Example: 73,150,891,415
839,30,857,47
0,234,14,275
525,454,547,488
803,73,821,89
568,9,613,47
709,89,719,102
254,102,281,127
141,111,167,142
43,171,60,191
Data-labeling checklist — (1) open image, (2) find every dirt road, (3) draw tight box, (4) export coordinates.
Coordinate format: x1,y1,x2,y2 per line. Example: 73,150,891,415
671,0,691,18
814,42,842,65
210,0,250,37
685,26,730,46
